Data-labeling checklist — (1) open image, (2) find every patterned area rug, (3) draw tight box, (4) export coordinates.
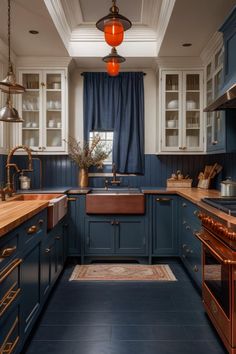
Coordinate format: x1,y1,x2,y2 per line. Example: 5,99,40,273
69,264,177,281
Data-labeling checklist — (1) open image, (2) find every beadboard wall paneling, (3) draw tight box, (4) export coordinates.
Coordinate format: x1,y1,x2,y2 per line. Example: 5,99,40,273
0,153,234,190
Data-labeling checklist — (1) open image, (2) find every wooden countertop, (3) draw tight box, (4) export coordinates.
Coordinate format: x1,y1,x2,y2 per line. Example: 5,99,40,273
0,200,48,238
143,187,236,227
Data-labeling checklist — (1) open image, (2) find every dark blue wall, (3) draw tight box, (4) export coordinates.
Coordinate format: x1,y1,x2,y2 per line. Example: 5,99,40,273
1,153,234,190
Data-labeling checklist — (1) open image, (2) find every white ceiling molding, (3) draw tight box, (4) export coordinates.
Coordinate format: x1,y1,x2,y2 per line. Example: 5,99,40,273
156,56,203,68
44,0,71,51
16,56,71,67
61,0,84,30
200,31,223,64
156,0,176,55
142,0,162,29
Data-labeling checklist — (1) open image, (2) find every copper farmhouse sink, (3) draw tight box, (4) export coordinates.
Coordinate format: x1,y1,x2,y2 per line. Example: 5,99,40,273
12,193,62,201
86,189,145,214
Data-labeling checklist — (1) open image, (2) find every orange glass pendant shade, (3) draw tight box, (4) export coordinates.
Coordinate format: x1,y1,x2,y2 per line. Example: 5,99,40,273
107,60,120,76
104,20,124,46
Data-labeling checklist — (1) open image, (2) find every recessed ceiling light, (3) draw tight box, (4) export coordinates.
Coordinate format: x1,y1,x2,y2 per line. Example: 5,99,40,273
182,43,192,47
29,30,39,34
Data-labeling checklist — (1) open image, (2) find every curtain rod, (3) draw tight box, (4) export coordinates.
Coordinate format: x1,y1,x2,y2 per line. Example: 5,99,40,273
80,72,146,76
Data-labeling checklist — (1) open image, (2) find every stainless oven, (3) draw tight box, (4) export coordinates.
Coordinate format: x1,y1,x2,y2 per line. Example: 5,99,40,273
196,211,236,354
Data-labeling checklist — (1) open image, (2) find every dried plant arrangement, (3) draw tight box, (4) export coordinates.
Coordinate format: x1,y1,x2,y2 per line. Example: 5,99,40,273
65,135,111,170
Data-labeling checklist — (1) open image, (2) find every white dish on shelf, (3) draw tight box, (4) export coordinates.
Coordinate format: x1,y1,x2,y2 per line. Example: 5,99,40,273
186,100,197,110
167,120,176,128
167,100,178,109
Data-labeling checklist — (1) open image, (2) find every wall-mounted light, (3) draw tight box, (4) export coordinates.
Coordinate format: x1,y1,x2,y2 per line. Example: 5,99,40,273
103,47,125,76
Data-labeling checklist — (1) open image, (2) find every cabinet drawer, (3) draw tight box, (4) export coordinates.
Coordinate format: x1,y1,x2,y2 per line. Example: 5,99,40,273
0,259,22,319
0,231,20,272
22,210,47,248
0,306,20,354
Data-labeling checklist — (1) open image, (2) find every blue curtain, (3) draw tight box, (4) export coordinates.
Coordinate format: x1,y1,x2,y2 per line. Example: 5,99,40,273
83,72,144,174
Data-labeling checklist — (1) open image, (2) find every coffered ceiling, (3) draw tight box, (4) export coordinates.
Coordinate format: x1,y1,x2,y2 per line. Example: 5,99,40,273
0,0,235,69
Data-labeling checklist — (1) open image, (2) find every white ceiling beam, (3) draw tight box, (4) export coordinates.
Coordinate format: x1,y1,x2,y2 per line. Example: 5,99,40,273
156,0,176,54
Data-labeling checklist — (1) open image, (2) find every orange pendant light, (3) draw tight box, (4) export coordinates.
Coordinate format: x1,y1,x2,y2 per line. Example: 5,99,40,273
104,20,124,47
96,0,132,47
107,60,120,77
103,47,125,77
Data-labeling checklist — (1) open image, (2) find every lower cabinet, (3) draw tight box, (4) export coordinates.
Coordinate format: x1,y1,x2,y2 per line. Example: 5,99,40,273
152,195,178,256
178,197,202,288
84,215,147,256
67,195,85,256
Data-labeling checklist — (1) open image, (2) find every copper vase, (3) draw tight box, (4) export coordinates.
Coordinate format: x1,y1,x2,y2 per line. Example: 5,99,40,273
78,168,89,188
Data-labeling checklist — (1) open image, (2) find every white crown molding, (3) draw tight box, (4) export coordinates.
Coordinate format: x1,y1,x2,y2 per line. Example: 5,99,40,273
70,25,157,42
156,0,176,55
61,0,83,30
142,0,162,29
44,0,71,51
16,56,71,67
200,31,223,64
156,56,203,68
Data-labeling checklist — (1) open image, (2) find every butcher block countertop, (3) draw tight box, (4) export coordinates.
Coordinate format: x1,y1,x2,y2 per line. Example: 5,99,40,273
0,200,48,238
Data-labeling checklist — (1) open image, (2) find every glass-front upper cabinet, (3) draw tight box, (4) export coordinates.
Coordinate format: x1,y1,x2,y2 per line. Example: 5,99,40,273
206,46,225,152
160,70,204,153
18,69,67,153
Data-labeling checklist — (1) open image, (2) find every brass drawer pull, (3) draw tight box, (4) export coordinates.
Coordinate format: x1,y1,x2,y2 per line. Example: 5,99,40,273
0,259,22,284
45,248,51,253
111,220,115,225
0,282,20,317
0,246,16,258
115,221,119,225
38,219,44,225
156,198,172,202
67,197,76,202
27,225,38,234
55,236,61,240
1,317,19,354
193,265,198,272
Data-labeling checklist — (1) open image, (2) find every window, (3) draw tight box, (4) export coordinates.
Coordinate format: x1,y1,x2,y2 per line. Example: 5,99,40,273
89,131,113,164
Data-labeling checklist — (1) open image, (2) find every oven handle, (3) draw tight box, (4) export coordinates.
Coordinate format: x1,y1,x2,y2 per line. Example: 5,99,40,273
195,231,236,265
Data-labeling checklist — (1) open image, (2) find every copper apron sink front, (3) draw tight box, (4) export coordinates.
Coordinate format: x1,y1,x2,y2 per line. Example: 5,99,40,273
86,191,145,214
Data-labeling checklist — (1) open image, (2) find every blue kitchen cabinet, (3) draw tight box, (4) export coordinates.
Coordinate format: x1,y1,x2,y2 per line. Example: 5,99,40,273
67,195,85,256
85,217,115,254
152,195,178,256
178,197,202,288
84,215,148,257
21,210,47,337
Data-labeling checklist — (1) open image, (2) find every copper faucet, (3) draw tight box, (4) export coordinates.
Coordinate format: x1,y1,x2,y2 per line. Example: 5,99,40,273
5,145,33,197
111,163,121,185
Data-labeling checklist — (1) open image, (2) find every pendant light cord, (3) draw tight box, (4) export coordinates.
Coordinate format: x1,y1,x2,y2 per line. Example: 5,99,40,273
8,0,11,69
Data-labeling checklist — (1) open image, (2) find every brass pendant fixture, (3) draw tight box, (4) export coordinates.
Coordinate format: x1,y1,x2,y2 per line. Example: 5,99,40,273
0,0,25,123
96,0,132,47
103,47,125,77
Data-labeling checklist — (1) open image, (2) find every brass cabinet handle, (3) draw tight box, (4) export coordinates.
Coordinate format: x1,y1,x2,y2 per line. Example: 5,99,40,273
0,259,22,284
45,248,51,253
67,197,76,202
193,265,199,272
27,225,38,234
111,220,115,225
55,236,61,240
193,210,199,216
182,203,187,207
38,219,44,225
1,317,19,354
156,198,172,202
115,221,119,225
0,246,16,258
0,282,21,317
185,225,191,230
41,82,45,87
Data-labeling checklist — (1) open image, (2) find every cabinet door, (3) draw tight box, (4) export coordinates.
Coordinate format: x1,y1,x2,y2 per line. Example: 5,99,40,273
19,71,42,150
182,72,203,152
67,196,81,256
84,217,115,254
152,195,178,256
161,72,182,152
43,71,67,152
18,69,68,153
54,223,64,276
21,242,41,336
40,235,54,300
115,217,147,255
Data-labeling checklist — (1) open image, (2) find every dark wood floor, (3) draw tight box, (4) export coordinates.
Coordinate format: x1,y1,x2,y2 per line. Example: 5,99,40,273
23,260,227,354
